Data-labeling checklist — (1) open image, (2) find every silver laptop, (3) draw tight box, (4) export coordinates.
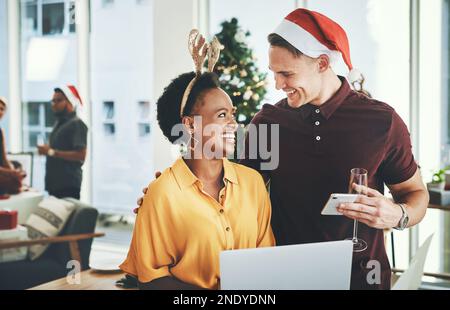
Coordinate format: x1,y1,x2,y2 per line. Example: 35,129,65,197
220,240,353,290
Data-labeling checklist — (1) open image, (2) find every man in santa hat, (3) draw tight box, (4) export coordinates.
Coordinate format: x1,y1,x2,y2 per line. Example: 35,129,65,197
239,8,428,289
38,86,88,200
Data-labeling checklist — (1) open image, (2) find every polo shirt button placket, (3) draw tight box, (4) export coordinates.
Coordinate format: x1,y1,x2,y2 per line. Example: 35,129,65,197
313,109,323,154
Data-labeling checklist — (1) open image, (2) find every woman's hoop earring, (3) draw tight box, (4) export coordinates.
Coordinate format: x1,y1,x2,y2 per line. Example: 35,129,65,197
188,132,200,151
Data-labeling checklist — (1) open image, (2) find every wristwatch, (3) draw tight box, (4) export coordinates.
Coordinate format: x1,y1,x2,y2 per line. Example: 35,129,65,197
47,148,56,157
394,203,409,231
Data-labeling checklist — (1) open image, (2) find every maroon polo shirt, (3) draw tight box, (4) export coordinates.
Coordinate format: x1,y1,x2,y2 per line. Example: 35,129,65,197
240,76,417,290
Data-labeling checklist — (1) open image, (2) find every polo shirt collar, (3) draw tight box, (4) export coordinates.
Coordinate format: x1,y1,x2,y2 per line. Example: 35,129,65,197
319,76,351,120
298,103,315,120
298,76,351,120
172,157,239,190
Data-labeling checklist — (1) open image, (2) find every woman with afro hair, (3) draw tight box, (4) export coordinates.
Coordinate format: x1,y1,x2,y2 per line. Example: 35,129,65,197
120,64,275,289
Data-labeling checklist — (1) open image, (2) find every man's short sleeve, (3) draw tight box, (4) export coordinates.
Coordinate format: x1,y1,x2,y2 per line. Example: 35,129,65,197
72,120,88,150
380,111,418,185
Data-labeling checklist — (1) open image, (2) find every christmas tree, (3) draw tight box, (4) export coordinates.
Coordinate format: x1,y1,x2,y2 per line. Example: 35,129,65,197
213,18,268,126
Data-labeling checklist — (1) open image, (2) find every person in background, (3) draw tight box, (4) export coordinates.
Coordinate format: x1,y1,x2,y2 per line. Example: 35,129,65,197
37,86,88,200
0,97,12,170
0,97,23,194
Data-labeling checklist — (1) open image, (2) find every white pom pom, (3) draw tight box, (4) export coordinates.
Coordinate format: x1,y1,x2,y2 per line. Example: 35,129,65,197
347,68,362,84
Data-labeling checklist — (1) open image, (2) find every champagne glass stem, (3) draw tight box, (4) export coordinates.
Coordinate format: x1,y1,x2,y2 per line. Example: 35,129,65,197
352,219,359,242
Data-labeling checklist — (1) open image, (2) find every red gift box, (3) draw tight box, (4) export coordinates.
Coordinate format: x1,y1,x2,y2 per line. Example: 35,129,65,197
0,210,18,230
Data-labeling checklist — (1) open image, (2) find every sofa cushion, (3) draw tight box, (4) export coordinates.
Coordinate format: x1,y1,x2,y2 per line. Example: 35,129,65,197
47,200,99,270
24,197,75,260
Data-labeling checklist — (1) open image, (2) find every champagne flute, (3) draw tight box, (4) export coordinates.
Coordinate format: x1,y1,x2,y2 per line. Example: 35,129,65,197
345,168,368,252
37,134,45,147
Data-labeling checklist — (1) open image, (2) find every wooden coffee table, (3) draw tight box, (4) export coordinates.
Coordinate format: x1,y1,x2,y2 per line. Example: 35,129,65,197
30,269,137,290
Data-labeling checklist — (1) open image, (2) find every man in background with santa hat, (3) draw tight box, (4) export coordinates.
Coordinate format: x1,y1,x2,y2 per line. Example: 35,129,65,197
38,86,88,200
240,8,429,289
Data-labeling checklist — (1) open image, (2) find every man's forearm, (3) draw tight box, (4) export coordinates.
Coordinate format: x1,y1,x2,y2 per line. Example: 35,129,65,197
0,166,12,173
393,189,429,227
138,276,206,290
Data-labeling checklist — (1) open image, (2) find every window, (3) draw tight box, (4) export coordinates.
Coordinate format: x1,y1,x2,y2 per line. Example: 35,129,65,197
138,101,150,119
22,102,55,151
24,0,38,33
69,1,76,33
102,101,115,136
103,124,115,136
103,101,115,119
137,101,151,137
21,0,76,37
42,2,65,35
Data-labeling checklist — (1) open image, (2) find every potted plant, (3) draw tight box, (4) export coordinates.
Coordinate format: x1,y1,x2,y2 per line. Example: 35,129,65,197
427,169,446,190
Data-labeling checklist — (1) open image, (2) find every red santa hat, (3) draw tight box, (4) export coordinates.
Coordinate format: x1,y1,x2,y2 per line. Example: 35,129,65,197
58,85,83,108
273,8,362,83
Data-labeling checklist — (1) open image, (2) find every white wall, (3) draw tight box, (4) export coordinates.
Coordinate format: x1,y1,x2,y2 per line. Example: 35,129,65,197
89,0,155,213
152,0,203,173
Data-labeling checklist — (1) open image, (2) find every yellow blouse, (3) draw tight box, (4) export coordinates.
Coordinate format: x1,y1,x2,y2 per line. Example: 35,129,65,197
120,157,275,289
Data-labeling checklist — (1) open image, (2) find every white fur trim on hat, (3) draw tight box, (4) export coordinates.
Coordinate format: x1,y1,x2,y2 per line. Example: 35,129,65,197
274,19,342,67
58,85,82,108
347,68,362,84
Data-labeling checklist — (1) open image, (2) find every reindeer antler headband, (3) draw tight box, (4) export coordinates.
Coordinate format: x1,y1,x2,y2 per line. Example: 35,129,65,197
179,29,223,118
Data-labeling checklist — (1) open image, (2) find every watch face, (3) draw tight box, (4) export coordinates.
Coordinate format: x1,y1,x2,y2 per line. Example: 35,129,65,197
403,216,409,228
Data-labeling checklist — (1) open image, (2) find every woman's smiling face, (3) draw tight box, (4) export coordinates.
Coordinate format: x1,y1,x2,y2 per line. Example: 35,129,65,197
188,87,238,158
